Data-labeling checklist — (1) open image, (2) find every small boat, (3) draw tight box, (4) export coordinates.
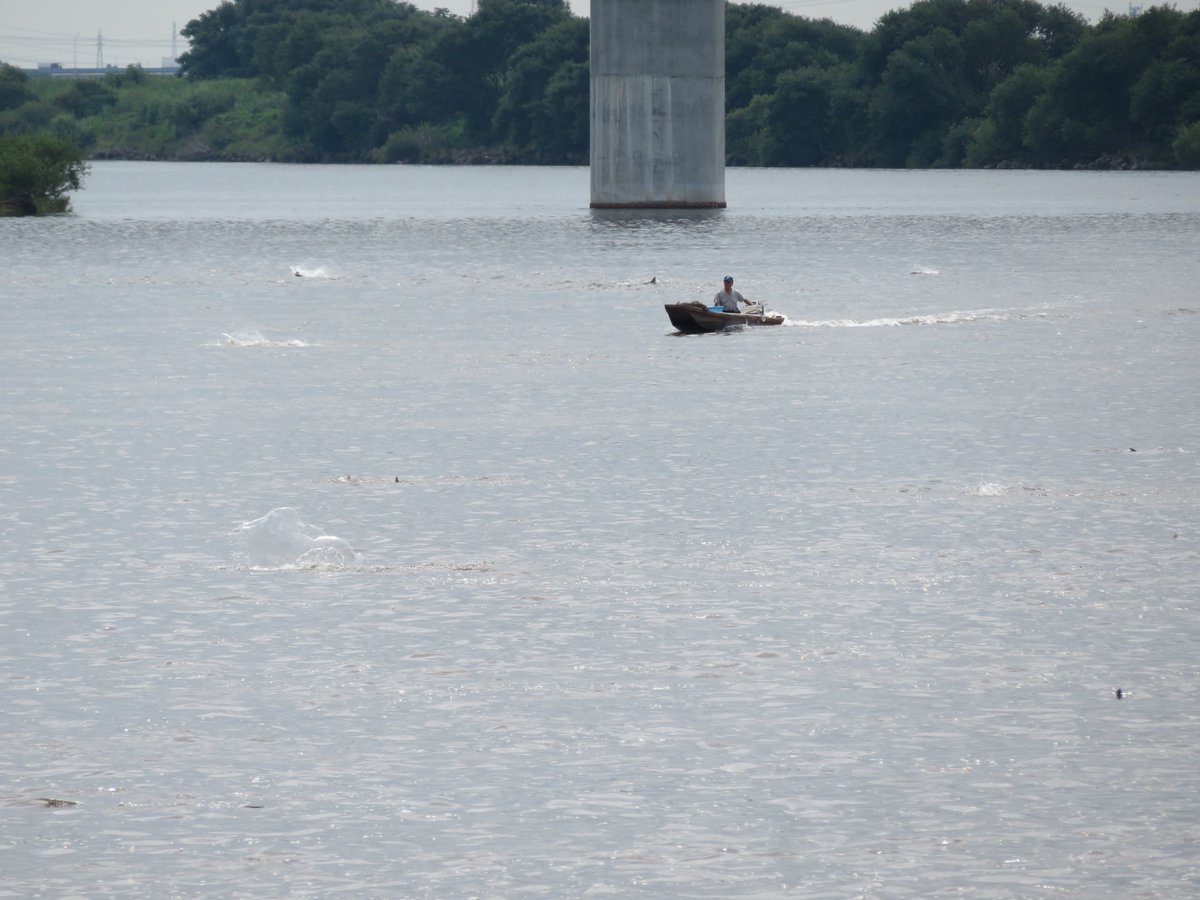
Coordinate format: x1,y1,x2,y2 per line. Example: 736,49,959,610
665,302,784,334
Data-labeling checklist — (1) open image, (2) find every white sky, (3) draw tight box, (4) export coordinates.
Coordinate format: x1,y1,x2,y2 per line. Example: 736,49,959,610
1,0,1190,69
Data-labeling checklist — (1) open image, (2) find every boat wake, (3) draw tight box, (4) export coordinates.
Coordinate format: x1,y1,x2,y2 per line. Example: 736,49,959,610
354,561,493,575
786,310,1012,328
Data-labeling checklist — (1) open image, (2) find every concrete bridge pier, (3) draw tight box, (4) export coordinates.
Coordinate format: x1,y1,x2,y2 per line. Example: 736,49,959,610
589,0,726,209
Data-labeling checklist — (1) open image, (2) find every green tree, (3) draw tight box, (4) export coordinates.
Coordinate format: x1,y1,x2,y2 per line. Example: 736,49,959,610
537,60,589,160
870,27,972,165
1173,120,1200,167
0,132,88,215
726,94,768,165
282,28,381,157
180,0,424,81
762,66,844,166
492,17,588,160
1129,10,1200,154
964,62,1050,165
379,42,459,135
180,1,252,79
1021,7,1187,165
726,5,863,110
959,4,1039,94
0,63,34,112
13,0,1192,170
435,0,574,143
859,0,1086,166
55,80,118,118
723,4,866,166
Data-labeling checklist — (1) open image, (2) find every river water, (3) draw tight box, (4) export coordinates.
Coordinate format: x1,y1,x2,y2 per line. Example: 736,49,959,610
2,162,1199,897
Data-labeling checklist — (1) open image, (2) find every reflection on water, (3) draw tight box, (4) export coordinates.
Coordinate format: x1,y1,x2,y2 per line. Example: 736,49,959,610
2,163,1199,897
589,206,727,229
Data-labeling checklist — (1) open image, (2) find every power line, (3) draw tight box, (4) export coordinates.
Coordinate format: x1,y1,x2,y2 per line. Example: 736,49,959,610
5,25,80,38
0,30,178,45
0,27,181,68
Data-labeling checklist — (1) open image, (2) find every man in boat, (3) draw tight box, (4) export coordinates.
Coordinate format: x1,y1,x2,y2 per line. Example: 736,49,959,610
714,275,751,312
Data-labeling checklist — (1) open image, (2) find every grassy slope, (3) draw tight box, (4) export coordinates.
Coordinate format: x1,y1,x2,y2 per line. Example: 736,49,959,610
27,75,292,161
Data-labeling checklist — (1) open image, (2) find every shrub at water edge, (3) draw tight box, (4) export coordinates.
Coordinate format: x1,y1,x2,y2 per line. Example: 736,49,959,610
0,132,89,215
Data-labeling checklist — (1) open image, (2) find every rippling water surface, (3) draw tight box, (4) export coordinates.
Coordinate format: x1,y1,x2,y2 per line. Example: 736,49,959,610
2,163,1199,896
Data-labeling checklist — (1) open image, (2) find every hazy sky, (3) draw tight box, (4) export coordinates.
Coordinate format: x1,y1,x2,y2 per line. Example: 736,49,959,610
2,0,1190,69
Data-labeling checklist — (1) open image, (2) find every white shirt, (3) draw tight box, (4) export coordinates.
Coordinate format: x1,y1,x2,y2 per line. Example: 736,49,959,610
714,287,745,312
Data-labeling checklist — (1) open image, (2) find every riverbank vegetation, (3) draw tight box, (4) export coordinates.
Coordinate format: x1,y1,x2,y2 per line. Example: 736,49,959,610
2,0,1198,170
0,131,88,215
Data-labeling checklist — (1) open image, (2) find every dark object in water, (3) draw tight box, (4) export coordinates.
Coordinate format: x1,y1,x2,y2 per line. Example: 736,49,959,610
35,797,79,807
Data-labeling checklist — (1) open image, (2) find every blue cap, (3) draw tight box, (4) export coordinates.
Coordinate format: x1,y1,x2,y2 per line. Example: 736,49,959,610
723,275,733,282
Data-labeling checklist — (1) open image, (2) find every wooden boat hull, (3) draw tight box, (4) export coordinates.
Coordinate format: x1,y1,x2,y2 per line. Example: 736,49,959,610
665,303,784,334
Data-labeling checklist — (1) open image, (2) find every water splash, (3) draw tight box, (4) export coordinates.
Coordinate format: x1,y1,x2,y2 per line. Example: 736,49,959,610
975,482,1008,496
290,265,336,279
220,330,309,348
235,508,358,569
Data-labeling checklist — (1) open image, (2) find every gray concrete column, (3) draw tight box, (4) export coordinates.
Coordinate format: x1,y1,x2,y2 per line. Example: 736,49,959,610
590,0,726,209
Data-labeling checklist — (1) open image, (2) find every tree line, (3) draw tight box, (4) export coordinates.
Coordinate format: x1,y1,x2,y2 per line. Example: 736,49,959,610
2,0,1199,175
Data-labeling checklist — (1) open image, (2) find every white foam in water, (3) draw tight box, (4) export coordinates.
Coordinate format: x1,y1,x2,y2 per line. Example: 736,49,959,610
788,310,1009,328
290,265,336,279
976,482,1008,496
220,330,308,347
236,507,358,568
